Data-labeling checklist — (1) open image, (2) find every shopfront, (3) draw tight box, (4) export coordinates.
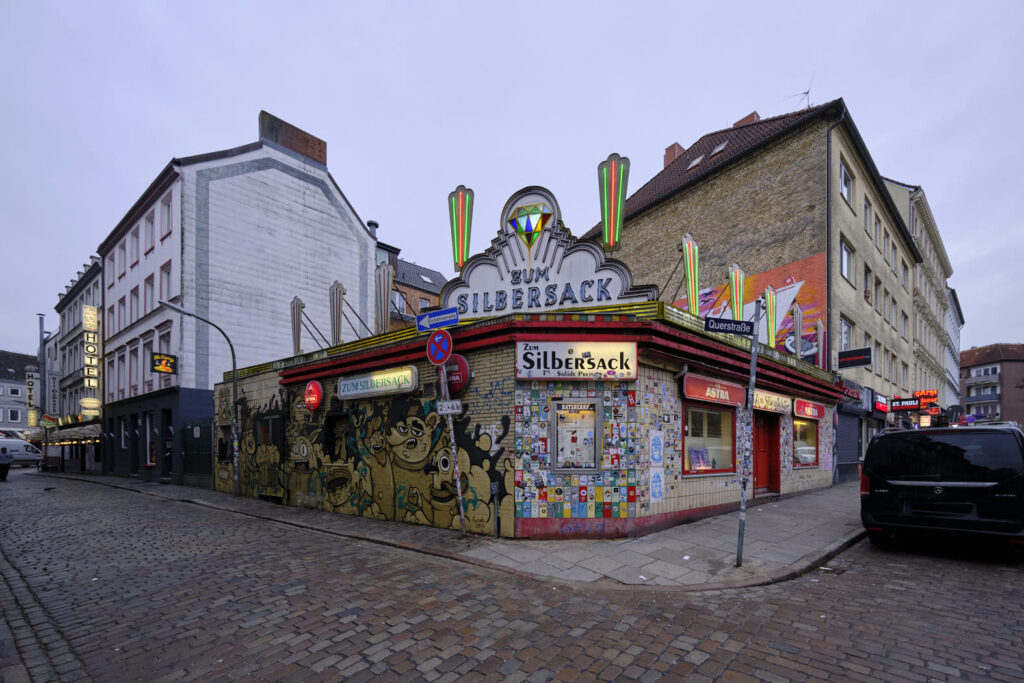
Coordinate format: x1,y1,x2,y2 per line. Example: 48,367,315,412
213,186,839,538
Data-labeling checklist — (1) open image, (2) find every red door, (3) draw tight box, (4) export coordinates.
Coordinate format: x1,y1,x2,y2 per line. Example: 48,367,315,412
753,412,780,493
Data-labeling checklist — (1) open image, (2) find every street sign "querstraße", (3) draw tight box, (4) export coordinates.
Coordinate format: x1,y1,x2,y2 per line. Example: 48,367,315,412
704,317,754,336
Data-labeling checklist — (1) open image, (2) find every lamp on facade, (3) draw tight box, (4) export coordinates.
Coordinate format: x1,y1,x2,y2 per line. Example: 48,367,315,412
157,300,240,496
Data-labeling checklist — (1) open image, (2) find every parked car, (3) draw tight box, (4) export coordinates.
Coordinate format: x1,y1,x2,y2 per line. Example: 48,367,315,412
861,422,1024,546
0,437,43,467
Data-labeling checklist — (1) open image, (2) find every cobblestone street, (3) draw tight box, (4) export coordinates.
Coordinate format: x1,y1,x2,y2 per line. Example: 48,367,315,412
2,469,1022,682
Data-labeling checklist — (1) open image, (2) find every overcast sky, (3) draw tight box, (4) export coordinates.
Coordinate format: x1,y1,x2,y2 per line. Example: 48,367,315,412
2,1,1021,359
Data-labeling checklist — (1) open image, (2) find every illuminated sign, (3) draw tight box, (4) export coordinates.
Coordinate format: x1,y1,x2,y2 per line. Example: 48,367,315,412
515,341,637,380
683,374,745,407
152,353,178,374
874,394,889,413
753,389,790,414
83,306,102,401
891,398,920,411
25,370,38,427
598,153,629,251
794,399,826,420
914,389,938,405
304,381,323,411
337,366,418,399
440,187,658,320
83,305,99,333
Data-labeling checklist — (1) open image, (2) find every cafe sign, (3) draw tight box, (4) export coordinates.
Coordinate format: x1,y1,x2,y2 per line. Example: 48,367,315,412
753,389,790,414
337,366,418,399
439,187,658,321
516,341,637,380
683,374,745,407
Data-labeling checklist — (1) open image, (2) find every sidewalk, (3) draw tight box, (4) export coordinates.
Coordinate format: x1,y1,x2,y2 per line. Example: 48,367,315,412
32,471,864,591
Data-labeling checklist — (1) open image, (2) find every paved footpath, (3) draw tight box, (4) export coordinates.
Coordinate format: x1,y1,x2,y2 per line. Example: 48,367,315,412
3,468,1022,681
22,472,865,590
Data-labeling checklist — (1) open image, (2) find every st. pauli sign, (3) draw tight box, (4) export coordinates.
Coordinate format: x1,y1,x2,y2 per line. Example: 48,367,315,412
439,187,658,320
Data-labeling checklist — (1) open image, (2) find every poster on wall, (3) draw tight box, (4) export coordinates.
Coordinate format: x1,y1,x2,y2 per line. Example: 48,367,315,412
554,402,597,469
650,468,665,502
649,429,664,467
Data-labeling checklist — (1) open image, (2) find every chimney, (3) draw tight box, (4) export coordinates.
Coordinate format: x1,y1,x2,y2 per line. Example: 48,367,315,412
733,111,760,128
366,220,379,238
664,142,686,169
259,111,327,165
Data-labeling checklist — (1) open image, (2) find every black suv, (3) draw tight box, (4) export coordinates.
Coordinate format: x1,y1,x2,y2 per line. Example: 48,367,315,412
861,423,1024,546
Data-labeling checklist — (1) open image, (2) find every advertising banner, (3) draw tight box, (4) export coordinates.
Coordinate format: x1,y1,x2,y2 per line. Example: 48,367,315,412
516,341,637,380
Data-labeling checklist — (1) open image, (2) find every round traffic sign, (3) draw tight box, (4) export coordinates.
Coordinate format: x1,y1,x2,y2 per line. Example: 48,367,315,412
427,329,453,365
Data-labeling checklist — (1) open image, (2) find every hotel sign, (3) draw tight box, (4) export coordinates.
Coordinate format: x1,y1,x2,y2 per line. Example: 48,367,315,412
753,389,790,414
25,369,38,427
83,305,101,393
515,341,637,380
439,187,658,321
683,374,746,407
337,366,418,399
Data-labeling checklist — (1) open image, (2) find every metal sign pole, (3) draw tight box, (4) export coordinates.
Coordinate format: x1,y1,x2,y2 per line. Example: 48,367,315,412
439,364,467,536
736,298,762,568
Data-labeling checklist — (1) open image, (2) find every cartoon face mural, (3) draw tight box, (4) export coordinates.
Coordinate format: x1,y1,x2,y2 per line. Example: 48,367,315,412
227,381,511,535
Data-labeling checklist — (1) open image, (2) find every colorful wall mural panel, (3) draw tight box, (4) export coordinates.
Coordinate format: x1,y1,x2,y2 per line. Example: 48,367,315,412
673,251,827,360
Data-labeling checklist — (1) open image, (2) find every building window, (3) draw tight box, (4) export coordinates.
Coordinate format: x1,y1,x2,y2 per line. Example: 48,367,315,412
883,290,891,323
106,253,115,287
875,342,882,375
551,400,601,471
840,239,854,284
144,276,154,315
901,312,908,339
684,406,735,474
891,245,897,272
107,305,115,335
863,265,872,303
901,261,908,288
840,317,853,352
256,416,282,447
391,290,405,313
419,297,430,311
118,241,127,276
902,363,908,389
839,160,853,205
793,419,818,467
864,198,872,234
874,217,881,248
129,346,138,396
160,261,172,300
120,416,128,449
142,339,153,391
130,226,140,267
883,232,890,263
160,194,172,239
118,297,126,329
117,354,126,398
9,409,20,422
9,387,20,397
890,298,897,329
130,287,139,324
874,279,881,313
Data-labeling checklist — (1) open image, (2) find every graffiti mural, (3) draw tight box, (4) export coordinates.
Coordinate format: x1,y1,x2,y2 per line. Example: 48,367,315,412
225,383,512,535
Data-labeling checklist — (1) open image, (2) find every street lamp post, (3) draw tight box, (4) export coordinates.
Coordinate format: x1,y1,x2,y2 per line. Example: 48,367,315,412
158,300,240,496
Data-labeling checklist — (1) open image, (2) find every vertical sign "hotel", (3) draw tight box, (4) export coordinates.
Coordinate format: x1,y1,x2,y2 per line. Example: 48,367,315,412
82,305,101,391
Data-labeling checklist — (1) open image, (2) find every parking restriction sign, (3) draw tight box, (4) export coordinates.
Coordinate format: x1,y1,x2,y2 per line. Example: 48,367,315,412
427,329,453,366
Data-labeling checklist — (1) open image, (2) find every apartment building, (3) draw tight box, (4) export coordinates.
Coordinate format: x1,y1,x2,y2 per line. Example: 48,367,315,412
944,287,965,411
582,98,923,481
884,179,956,411
97,112,377,484
960,344,1024,424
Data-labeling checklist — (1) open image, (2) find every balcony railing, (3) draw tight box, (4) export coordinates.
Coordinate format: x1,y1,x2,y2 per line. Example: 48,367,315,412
964,394,1000,405
963,374,1000,387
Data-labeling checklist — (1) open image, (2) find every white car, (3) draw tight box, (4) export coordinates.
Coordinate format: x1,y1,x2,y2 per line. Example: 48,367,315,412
0,438,43,467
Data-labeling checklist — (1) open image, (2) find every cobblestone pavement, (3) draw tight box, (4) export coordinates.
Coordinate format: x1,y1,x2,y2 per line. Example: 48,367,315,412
2,469,1023,682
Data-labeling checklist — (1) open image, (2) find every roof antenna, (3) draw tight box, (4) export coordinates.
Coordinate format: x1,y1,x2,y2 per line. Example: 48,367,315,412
782,73,814,109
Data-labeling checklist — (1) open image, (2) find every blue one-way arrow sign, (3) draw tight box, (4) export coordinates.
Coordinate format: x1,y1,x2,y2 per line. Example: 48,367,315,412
416,306,460,333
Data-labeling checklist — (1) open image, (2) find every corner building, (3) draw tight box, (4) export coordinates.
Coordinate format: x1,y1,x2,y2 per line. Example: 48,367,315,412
214,187,839,537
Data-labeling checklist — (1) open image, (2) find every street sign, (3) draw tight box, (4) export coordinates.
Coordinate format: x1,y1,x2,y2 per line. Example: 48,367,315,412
838,347,873,369
416,306,460,333
967,414,976,424
436,399,462,415
426,329,453,365
704,317,754,336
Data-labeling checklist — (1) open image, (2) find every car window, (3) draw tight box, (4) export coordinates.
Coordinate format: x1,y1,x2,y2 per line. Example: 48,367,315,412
26,444,41,454
868,431,1024,482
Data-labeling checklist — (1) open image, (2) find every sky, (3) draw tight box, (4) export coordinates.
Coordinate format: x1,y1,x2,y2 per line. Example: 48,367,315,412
2,1,1022,358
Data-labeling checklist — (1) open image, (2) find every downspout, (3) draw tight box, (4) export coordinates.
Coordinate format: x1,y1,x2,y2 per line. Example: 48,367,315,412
825,103,846,485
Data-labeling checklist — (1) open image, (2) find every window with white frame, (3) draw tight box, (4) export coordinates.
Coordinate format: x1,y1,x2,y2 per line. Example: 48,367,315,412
902,363,908,389
160,261,172,300
118,297,126,329
144,276,154,315
864,199,872,234
117,354,126,397
118,241,127,276
901,312,908,338
419,297,429,311
160,194,172,238
891,244,897,272
106,253,115,287
890,298,897,328
129,346,138,395
130,287,139,324
875,217,881,248
142,339,153,390
839,160,853,204
840,238,854,284
9,387,21,397
144,211,155,252
840,317,853,351
391,290,405,313
107,306,115,335
9,409,21,422
901,261,908,288
883,232,890,262
130,226,140,266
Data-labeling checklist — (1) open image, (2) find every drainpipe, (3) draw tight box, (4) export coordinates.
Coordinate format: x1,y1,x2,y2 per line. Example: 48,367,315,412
825,103,846,486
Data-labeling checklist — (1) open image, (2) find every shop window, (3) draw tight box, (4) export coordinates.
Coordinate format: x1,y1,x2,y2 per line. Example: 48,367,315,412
551,399,600,471
256,415,283,449
793,418,819,467
684,406,734,474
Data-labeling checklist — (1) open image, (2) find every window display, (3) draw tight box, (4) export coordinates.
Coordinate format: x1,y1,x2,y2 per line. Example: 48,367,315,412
684,406,734,473
552,401,599,470
793,418,819,466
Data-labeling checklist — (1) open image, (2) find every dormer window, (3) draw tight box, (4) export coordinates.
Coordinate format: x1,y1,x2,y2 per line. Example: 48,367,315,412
686,155,704,170
710,141,728,156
